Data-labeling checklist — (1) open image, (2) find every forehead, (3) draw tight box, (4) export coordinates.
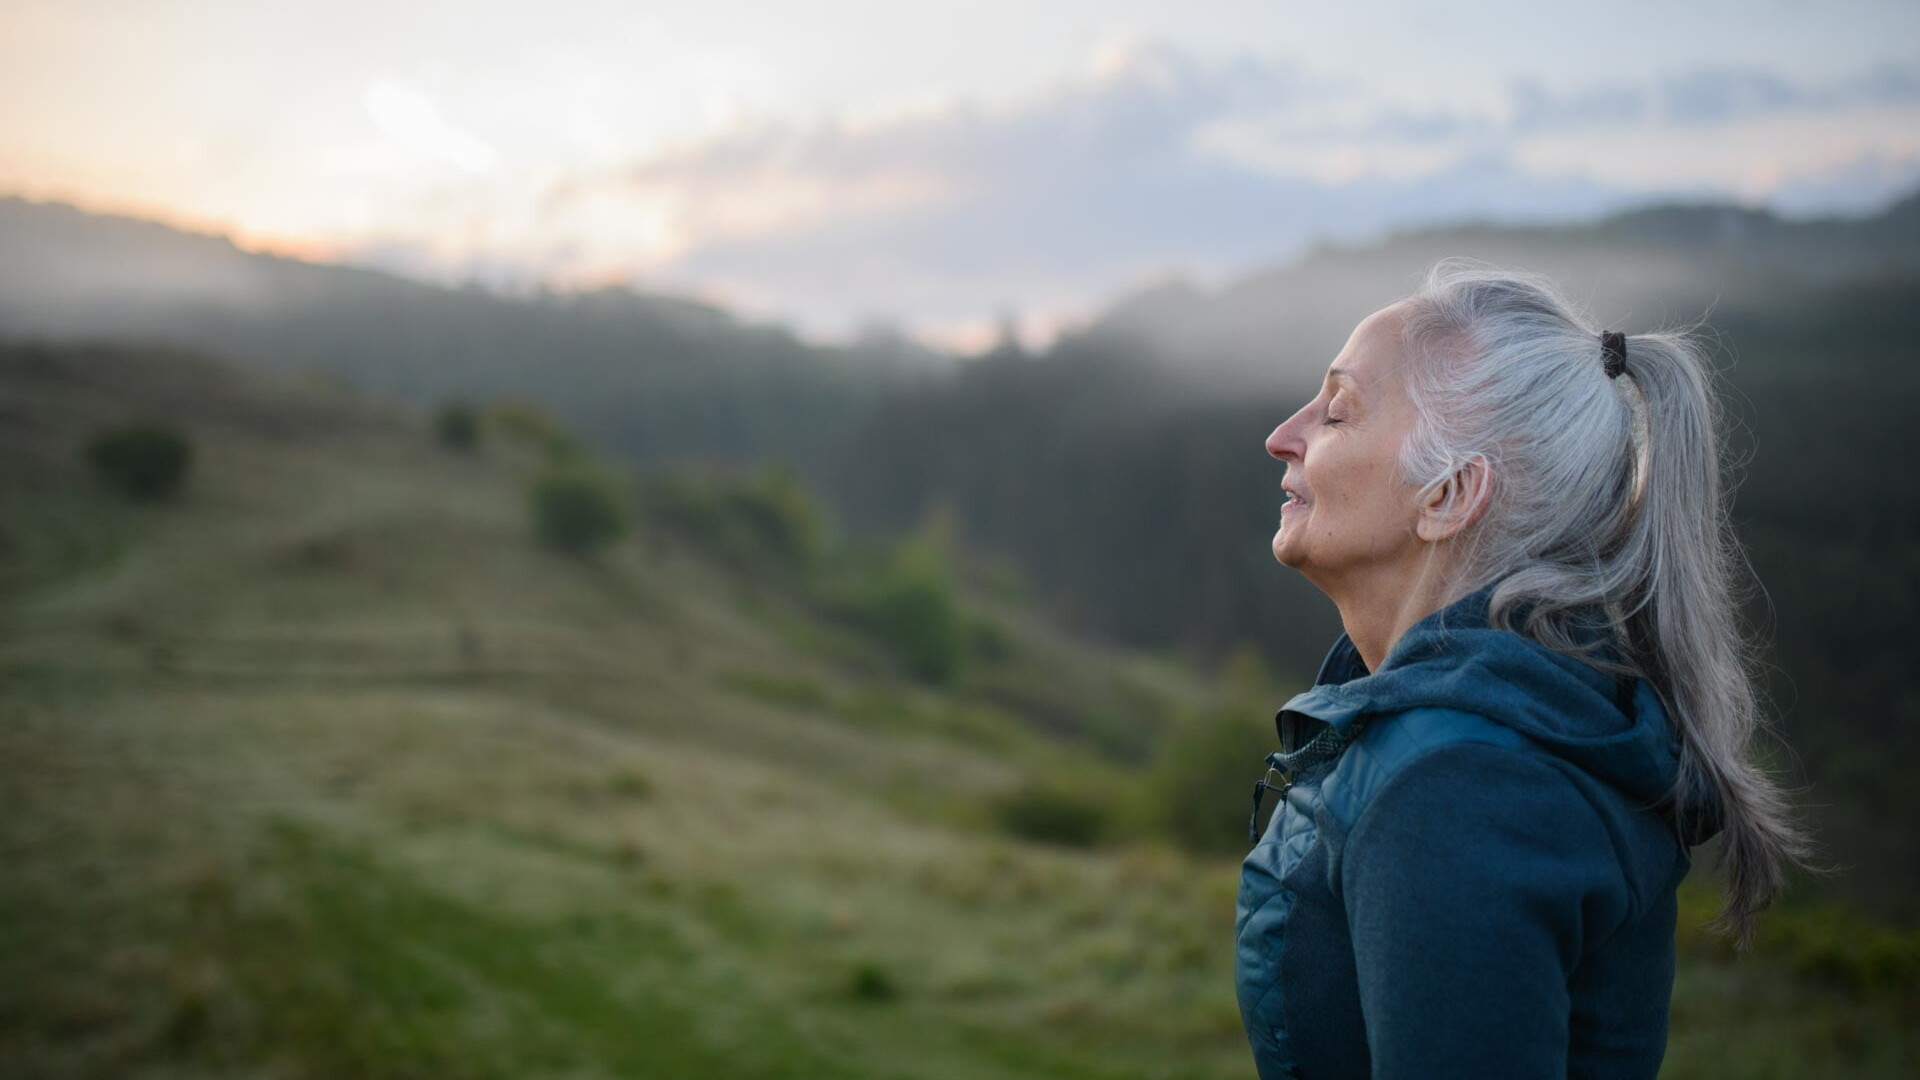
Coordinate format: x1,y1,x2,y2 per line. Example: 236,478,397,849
1326,303,1409,390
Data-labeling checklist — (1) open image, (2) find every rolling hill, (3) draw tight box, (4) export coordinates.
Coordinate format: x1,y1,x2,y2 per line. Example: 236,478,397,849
2,338,1916,1078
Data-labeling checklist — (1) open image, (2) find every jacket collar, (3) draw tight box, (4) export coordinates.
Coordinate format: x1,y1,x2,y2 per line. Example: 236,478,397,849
1274,578,1503,748
1269,578,1725,847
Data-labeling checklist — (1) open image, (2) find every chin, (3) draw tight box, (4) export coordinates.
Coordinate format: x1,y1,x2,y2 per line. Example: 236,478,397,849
1271,531,1300,568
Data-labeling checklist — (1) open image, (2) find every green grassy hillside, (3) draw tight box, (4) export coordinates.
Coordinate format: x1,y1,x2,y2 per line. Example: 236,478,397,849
1,341,1913,1078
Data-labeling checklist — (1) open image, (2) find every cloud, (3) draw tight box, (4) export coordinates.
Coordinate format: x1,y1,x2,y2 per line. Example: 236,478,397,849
352,43,1920,343
530,42,1405,329
1507,58,1920,133
562,40,1327,242
363,79,500,174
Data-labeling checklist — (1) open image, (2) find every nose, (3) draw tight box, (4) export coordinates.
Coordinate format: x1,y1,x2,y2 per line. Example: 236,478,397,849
1266,405,1307,462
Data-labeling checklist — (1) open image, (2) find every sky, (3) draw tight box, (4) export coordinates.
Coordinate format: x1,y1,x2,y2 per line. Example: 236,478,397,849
3,0,1918,350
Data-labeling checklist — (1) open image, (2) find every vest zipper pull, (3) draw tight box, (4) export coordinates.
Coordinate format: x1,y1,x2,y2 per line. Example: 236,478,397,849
1248,753,1293,844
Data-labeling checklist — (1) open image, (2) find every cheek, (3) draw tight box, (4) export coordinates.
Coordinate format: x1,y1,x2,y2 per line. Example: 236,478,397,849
1320,457,1410,532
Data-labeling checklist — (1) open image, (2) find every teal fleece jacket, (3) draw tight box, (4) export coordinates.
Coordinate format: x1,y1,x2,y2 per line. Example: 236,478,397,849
1234,580,1725,1079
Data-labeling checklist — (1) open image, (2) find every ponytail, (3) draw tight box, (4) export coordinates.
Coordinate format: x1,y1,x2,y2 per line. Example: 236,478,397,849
1605,328,1824,949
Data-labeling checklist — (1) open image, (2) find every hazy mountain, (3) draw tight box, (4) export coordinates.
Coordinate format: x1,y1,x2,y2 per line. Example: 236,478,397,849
1077,186,1920,394
0,196,954,475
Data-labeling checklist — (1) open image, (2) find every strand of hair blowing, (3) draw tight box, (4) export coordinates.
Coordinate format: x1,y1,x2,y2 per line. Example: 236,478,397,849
1394,258,1823,951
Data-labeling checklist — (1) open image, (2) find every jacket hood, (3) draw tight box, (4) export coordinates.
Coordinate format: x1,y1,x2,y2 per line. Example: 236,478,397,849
1278,578,1725,848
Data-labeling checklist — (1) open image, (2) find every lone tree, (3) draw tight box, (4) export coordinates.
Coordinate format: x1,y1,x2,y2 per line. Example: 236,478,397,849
855,507,966,684
435,399,481,453
529,465,629,556
83,423,194,501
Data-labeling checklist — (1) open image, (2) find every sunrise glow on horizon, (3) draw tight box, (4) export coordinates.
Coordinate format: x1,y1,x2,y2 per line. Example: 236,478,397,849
5,0,1918,350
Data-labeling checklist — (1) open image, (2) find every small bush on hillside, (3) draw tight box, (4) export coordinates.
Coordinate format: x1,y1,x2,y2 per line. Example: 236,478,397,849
488,399,583,462
528,465,628,556
639,465,827,573
965,614,1015,663
992,780,1110,848
83,423,194,501
847,960,899,1002
732,465,826,567
434,399,481,452
607,767,654,800
858,535,967,684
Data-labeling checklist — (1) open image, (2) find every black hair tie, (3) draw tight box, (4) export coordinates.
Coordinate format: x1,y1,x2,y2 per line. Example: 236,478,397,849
1601,331,1628,379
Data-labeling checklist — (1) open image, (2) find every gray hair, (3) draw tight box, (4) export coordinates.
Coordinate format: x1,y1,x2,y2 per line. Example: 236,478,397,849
1394,257,1821,950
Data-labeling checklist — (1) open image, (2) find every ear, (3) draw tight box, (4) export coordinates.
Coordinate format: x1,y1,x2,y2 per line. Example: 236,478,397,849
1415,454,1492,543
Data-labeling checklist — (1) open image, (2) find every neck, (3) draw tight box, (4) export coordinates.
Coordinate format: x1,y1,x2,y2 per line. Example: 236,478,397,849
1327,557,1459,674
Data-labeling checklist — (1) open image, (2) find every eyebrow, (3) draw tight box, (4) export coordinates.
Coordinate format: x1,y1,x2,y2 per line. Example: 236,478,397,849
1325,367,1356,390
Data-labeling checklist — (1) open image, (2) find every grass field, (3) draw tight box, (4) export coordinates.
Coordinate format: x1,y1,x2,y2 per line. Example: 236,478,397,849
2,341,1914,1079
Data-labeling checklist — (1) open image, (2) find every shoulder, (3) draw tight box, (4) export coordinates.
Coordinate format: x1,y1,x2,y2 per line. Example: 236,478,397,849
1325,724,1633,927
1349,738,1608,846
1317,704,1532,830
1318,708,1629,887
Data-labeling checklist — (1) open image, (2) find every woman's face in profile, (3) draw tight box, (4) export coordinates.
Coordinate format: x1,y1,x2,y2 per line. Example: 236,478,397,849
1264,300,1426,586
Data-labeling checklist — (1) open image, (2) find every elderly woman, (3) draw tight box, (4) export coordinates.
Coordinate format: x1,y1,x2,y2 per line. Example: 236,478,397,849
1235,259,1816,1080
